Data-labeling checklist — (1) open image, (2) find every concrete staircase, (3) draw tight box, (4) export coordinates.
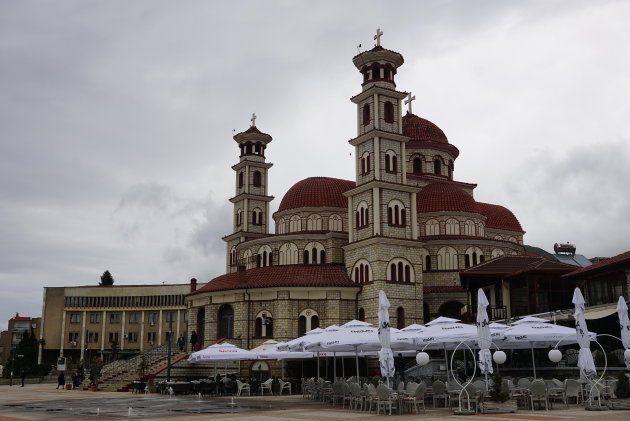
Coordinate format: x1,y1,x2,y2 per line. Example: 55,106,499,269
84,344,188,392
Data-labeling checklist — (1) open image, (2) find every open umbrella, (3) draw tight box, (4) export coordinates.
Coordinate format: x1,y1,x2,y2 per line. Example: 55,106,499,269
573,287,596,380
616,296,630,368
188,342,258,362
476,289,493,383
378,290,395,383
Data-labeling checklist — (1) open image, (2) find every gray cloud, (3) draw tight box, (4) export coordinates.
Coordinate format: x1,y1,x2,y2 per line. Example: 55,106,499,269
1,0,629,329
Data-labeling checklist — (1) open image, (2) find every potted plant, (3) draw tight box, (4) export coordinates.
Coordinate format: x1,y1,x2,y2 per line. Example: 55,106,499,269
89,357,102,392
481,372,517,413
608,371,630,410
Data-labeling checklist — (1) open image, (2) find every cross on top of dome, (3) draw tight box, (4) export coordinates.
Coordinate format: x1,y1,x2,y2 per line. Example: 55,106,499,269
405,92,416,114
374,28,384,46
250,113,257,127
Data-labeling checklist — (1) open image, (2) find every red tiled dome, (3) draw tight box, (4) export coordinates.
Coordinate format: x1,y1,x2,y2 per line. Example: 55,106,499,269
402,112,448,143
417,183,481,214
277,177,355,212
477,202,524,232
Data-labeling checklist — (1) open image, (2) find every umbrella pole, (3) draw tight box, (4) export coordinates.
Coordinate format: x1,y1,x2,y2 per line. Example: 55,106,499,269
355,346,360,382
333,353,337,381
342,357,345,378
317,352,320,380
282,359,285,379
444,344,450,382
530,343,537,378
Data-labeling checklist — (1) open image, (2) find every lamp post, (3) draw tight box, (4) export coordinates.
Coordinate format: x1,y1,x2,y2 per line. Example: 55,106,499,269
9,346,15,387
166,313,173,382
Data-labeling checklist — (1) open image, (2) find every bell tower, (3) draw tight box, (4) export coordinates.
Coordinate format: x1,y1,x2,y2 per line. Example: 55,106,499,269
223,114,274,273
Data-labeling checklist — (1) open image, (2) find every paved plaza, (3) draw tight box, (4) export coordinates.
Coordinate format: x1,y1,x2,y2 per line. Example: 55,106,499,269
1,385,630,421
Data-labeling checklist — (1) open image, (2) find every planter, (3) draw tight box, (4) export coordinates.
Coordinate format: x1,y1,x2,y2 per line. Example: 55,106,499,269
65,384,72,390
480,400,518,414
608,399,630,410
91,385,98,392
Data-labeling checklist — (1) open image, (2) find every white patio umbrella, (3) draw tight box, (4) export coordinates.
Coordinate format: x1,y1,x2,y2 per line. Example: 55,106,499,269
476,289,493,386
573,287,596,380
378,290,395,383
188,342,258,362
616,296,630,368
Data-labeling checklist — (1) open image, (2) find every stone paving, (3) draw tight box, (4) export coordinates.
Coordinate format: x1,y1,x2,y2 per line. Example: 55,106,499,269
1,385,629,421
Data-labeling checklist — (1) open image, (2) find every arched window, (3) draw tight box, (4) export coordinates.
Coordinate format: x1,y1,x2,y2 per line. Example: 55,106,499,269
361,151,371,174
413,156,422,174
385,150,397,173
397,307,405,329
243,249,253,270
255,310,273,338
476,222,485,237
437,247,458,270
352,260,372,284
464,220,476,236
491,248,505,259
303,242,325,264
277,218,286,234
363,104,370,126
258,245,272,267
217,304,234,339
245,143,252,154
387,200,406,227
253,171,262,187
371,64,380,79
448,160,454,179
298,309,319,336
306,214,322,231
445,219,460,235
328,214,342,231
355,201,369,229
236,209,243,227
230,246,237,266
384,101,394,123
434,157,442,175
388,258,413,282
289,215,302,232
252,208,263,226
425,219,440,236
358,308,365,322
508,236,517,243
279,243,298,265
425,254,432,271
238,172,244,189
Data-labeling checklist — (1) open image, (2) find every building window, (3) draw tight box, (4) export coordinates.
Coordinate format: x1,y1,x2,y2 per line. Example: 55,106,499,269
355,202,369,229
397,307,405,329
491,248,505,259
437,246,458,270
445,219,460,235
68,332,79,344
387,200,406,227
277,218,286,234
108,332,119,344
385,150,398,173
69,313,81,324
109,313,121,324
465,247,484,268
258,245,272,267
384,101,394,123
217,305,234,339
129,312,140,324
279,243,299,265
434,157,442,175
238,172,244,189
253,171,262,187
425,219,440,236
306,214,322,230
89,313,100,324
388,258,413,282
298,309,319,337
363,104,370,125
358,308,365,322
303,242,325,264
87,331,99,343
236,209,243,226
464,220,476,236
352,260,371,284
147,312,158,326
328,214,342,231
289,215,301,232
252,208,263,226
255,311,273,338
413,157,422,174
361,152,371,175
425,254,432,271
230,246,237,266
147,331,157,345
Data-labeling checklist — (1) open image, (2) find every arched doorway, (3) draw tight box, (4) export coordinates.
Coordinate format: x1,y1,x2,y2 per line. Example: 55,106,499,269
196,307,205,349
250,361,270,381
438,301,464,319
217,304,234,339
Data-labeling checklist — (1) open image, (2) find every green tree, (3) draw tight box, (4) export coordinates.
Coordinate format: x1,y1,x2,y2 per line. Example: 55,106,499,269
488,372,510,402
99,270,114,286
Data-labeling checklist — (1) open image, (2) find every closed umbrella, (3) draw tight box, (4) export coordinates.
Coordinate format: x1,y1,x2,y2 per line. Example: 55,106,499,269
617,296,630,368
573,287,596,380
378,290,395,384
476,289,493,387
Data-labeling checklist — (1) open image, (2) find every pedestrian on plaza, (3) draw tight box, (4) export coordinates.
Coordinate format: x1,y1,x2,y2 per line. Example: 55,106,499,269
71,372,77,389
190,331,198,352
394,353,406,381
20,370,26,387
57,372,65,389
176,335,185,351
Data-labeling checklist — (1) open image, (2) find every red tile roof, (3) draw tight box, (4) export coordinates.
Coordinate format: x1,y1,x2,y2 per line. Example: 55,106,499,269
562,250,630,279
191,265,355,295
462,255,576,277
402,112,448,144
417,183,481,214
477,202,524,233
423,286,467,293
277,177,355,213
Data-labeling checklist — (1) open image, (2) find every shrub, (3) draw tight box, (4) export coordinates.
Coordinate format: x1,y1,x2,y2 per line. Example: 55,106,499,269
488,372,510,402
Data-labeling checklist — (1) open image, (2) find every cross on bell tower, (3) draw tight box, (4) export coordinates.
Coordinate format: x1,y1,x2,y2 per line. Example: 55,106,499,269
374,28,384,46
250,113,257,127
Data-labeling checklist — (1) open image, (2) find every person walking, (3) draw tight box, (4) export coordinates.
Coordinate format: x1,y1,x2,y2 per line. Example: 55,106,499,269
189,331,198,352
176,335,185,351
20,370,26,387
57,372,65,390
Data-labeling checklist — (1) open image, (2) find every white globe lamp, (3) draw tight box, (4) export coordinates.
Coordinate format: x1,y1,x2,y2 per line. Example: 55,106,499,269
624,349,630,362
416,352,430,366
548,349,562,363
493,350,507,365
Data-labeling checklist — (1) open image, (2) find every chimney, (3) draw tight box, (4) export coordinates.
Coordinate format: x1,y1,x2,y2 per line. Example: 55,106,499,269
190,278,197,293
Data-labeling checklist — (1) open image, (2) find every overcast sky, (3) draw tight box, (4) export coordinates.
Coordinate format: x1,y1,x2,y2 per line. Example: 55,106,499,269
1,0,629,331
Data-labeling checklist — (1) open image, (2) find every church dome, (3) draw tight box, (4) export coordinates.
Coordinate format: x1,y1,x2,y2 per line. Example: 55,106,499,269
403,112,448,143
417,183,481,214
277,177,355,213
477,202,524,232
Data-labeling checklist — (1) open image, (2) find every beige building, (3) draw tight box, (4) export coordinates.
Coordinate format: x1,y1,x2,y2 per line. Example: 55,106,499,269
39,281,201,365
187,34,526,378
0,314,41,366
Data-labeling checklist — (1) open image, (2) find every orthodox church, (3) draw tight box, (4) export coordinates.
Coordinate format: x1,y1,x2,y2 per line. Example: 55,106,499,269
187,33,525,355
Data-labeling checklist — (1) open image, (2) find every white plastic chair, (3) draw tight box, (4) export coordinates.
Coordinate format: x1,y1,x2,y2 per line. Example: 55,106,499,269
236,379,250,396
260,378,273,396
278,378,291,395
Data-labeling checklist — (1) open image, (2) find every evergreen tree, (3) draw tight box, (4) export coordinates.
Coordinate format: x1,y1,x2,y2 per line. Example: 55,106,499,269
99,270,114,286
488,372,510,402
